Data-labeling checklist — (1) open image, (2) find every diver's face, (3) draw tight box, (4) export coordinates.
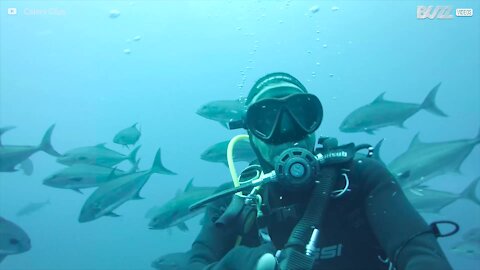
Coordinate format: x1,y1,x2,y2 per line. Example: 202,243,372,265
250,132,316,168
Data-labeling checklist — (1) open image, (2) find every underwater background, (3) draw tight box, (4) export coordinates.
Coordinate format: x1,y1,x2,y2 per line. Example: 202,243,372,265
0,0,479,269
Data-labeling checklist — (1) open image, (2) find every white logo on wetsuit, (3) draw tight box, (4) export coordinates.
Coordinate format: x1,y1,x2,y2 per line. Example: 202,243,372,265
315,244,343,260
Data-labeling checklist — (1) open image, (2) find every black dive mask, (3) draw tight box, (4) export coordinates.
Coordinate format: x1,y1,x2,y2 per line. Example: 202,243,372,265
244,93,323,144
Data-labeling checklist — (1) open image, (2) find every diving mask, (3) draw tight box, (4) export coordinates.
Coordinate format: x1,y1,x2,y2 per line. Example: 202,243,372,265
245,93,323,144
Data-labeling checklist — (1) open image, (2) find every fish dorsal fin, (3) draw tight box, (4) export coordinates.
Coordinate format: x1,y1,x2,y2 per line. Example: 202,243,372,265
408,133,423,149
0,126,16,146
371,92,386,104
95,143,107,148
184,178,195,192
131,122,138,128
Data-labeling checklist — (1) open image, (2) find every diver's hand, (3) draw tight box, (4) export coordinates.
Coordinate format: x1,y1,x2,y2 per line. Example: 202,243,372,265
211,242,276,270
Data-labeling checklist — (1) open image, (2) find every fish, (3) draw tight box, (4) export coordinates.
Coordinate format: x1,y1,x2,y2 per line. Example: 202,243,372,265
404,176,480,213
0,127,34,175
43,162,139,193
0,124,60,174
196,98,246,128
57,144,140,167
147,178,217,231
78,148,176,223
388,128,480,189
451,227,480,259
151,251,191,270
0,217,31,263
339,83,447,134
201,140,256,166
113,123,141,147
16,199,50,217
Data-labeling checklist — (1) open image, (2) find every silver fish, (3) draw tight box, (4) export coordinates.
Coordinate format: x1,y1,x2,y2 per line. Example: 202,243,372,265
451,227,480,259
196,98,246,128
16,199,50,217
389,129,480,189
404,176,480,213
0,125,60,173
57,144,140,167
201,140,256,166
147,178,217,231
43,162,138,193
78,148,176,223
113,123,141,147
151,251,191,270
339,83,447,134
0,217,31,263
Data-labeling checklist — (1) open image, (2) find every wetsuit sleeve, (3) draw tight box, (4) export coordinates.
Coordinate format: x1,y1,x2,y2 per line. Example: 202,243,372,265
358,158,453,270
186,183,238,270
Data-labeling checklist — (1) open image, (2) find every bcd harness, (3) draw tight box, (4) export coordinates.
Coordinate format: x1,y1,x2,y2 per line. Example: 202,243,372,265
190,136,373,269
188,136,459,270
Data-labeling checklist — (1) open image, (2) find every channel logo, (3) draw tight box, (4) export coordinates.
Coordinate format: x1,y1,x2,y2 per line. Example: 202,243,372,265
417,6,453,19
7,7,17,15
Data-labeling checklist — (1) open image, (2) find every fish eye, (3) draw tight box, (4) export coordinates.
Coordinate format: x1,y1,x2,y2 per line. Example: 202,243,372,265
9,238,19,245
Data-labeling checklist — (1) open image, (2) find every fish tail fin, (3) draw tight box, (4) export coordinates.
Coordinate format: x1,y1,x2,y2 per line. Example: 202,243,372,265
461,176,480,206
128,146,141,164
39,124,61,157
150,148,177,175
420,82,448,117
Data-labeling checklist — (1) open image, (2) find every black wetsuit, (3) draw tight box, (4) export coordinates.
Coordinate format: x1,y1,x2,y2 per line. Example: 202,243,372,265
187,157,453,270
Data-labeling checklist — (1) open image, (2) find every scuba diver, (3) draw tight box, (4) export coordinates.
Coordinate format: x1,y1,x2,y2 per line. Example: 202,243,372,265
185,72,454,270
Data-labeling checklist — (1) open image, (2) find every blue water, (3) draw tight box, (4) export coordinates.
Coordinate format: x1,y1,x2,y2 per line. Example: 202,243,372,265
0,1,479,269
